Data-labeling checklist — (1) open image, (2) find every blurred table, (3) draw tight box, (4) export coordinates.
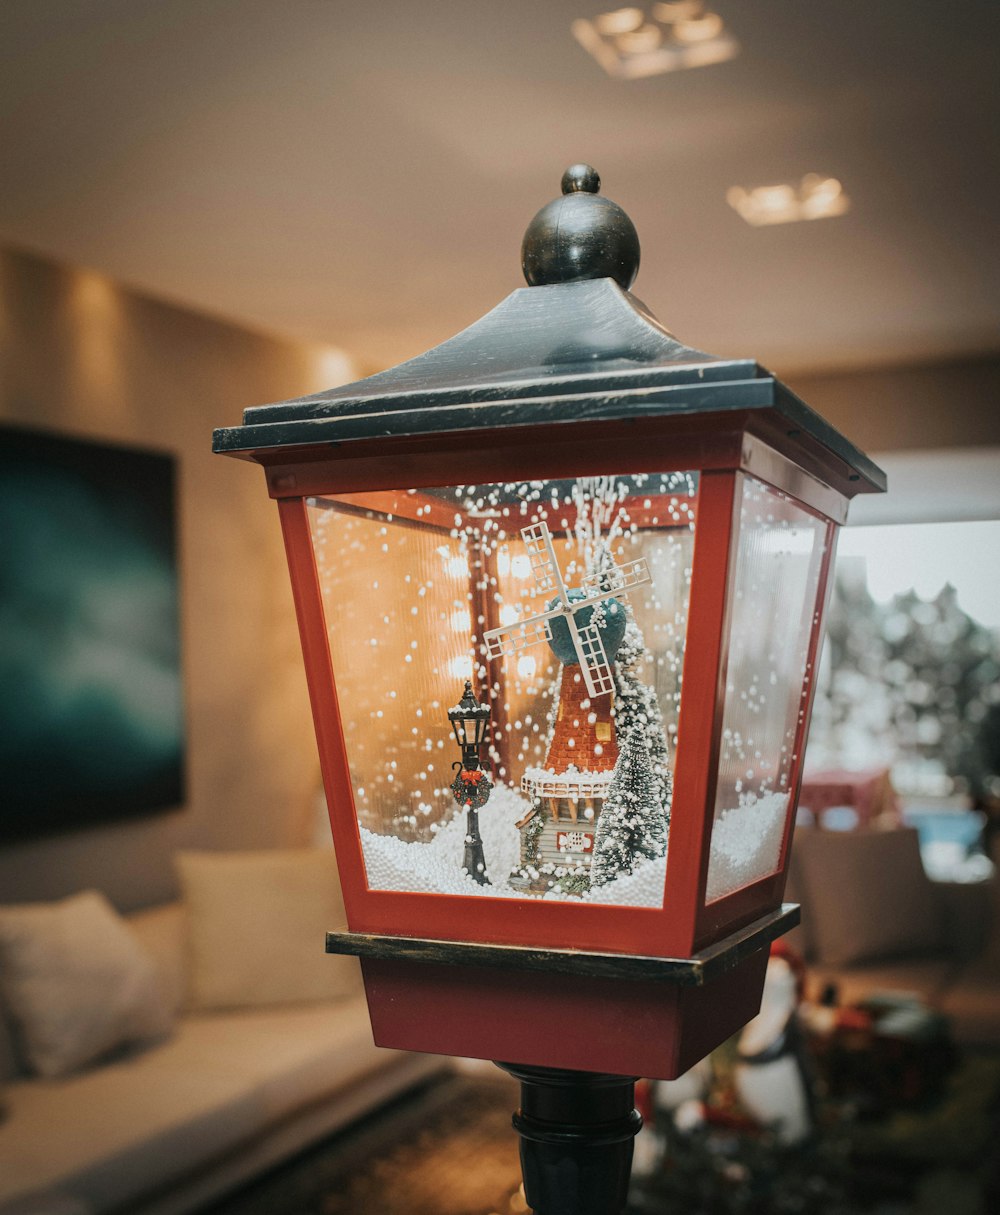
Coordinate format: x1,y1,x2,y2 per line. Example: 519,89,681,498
799,766,901,830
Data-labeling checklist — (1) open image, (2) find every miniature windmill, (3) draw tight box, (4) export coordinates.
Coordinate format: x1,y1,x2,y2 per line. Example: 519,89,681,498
486,520,652,884
484,520,651,698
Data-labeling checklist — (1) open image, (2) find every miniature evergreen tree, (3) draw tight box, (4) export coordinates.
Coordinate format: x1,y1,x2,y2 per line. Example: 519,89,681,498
613,616,673,827
591,726,667,885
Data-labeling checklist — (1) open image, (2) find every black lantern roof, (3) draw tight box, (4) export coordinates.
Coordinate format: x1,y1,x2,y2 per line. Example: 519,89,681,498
447,681,491,727
213,165,884,496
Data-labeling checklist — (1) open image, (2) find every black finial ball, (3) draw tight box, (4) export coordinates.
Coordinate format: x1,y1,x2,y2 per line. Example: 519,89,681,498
561,163,601,194
522,165,640,290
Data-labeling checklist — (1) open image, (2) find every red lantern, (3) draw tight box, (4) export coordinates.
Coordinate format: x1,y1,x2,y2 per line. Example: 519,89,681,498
213,165,884,1081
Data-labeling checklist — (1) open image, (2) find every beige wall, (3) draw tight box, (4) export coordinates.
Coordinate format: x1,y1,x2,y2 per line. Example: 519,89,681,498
783,353,1000,454
0,246,352,910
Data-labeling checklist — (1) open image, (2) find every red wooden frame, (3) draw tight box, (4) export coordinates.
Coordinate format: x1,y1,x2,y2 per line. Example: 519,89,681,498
274,414,849,960
693,491,838,948
360,945,769,1080
663,470,738,952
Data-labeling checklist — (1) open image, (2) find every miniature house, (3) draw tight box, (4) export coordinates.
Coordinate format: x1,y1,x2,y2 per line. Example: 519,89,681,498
518,660,621,876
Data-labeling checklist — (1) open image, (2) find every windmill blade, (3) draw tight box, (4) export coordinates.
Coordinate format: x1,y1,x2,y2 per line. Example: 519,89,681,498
580,556,652,599
483,609,556,659
570,620,616,699
520,521,567,602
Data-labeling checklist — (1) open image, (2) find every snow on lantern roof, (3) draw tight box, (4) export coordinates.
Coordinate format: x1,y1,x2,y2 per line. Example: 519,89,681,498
212,165,885,498
447,680,490,722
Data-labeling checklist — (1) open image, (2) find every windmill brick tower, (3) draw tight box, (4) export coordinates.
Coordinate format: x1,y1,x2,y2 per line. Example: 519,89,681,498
547,667,618,773
484,520,649,874
518,669,619,869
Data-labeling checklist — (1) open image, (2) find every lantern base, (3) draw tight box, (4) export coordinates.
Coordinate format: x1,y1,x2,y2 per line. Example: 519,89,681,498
496,1063,640,1215
327,904,798,1080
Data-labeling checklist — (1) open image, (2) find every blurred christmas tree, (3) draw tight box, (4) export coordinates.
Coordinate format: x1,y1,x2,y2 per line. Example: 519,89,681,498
809,569,1000,796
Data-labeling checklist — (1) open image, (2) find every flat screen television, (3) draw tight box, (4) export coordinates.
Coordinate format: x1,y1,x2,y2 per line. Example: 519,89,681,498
0,424,185,840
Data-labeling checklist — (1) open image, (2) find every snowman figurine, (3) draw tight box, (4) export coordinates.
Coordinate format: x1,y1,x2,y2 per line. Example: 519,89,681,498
733,941,815,1145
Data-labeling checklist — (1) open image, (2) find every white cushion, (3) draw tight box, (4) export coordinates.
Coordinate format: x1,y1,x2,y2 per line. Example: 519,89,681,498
0,892,173,1079
177,850,361,1011
126,903,188,1018
0,998,397,1214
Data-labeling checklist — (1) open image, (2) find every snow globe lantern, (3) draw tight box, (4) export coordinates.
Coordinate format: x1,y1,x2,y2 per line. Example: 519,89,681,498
213,165,885,1081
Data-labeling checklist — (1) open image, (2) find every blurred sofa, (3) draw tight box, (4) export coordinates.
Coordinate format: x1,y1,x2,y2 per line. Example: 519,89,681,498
785,824,1000,1045
0,851,444,1215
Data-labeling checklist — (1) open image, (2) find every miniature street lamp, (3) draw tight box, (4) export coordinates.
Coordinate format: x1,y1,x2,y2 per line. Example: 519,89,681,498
447,680,493,885
213,164,884,1214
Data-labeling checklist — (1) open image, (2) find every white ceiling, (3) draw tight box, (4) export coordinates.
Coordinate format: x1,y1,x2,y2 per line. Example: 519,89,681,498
1,0,997,375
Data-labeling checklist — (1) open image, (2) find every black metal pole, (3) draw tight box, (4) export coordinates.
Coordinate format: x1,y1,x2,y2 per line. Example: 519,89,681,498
463,803,489,885
496,1063,641,1215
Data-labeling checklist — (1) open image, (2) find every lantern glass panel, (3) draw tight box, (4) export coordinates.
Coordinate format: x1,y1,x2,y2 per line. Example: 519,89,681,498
705,474,828,903
306,473,697,906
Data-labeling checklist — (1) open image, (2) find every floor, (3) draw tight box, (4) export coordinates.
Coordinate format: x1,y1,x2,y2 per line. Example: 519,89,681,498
203,1072,527,1215
202,1060,1000,1215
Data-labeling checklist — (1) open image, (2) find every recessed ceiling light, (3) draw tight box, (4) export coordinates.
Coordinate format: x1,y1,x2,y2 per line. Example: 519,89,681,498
727,175,851,226
572,3,738,79
593,6,645,35
673,13,724,43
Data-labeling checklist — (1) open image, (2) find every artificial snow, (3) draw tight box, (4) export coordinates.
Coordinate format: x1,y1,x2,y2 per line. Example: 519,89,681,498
583,852,667,907
361,788,786,908
359,780,670,907
360,782,527,898
705,790,788,903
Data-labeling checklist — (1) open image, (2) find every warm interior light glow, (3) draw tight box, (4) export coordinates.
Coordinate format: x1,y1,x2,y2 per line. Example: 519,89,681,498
449,655,474,680
308,346,356,393
799,173,846,219
70,271,127,418
74,271,118,315
573,5,738,78
617,22,663,52
652,0,703,18
594,6,644,34
728,175,851,226
673,12,723,42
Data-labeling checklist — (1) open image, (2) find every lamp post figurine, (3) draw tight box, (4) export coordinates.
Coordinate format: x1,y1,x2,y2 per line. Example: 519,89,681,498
447,679,492,885
213,161,886,1215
